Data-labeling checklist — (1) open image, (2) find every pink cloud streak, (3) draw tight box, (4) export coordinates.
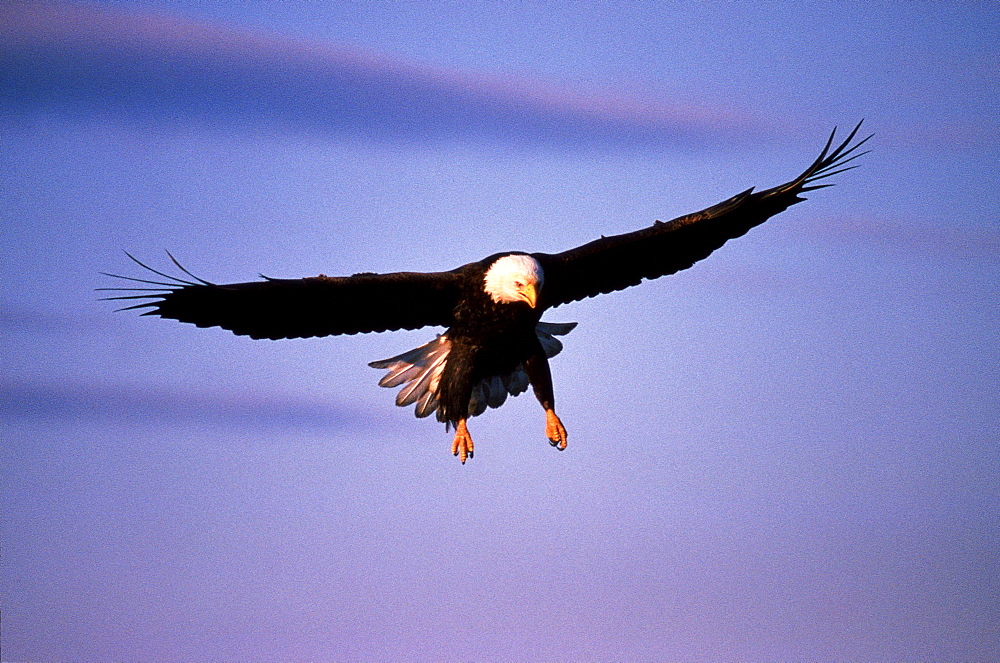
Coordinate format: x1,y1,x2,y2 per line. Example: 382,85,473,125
0,1,752,142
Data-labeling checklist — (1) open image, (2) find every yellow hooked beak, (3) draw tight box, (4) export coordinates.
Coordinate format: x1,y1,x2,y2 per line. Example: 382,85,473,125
518,282,538,308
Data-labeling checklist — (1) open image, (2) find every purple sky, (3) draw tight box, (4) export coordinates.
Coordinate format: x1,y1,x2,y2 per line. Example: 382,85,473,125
2,1,998,660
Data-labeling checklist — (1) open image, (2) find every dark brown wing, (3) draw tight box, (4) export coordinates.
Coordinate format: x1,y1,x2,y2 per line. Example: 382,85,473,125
101,254,463,339
533,122,871,309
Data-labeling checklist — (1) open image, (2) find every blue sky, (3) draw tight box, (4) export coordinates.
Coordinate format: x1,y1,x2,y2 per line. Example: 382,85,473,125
2,1,998,660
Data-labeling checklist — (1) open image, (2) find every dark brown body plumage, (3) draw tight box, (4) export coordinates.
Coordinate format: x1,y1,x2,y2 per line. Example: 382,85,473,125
438,257,546,424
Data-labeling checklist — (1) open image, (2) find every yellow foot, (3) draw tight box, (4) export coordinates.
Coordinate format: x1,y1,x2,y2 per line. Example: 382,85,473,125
545,409,568,450
451,419,474,464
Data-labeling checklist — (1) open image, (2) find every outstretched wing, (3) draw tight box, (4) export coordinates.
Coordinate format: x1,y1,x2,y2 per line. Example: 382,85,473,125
533,121,872,308
101,254,463,339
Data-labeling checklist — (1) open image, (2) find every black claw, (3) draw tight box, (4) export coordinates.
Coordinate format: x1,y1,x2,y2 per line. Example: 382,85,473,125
549,439,558,447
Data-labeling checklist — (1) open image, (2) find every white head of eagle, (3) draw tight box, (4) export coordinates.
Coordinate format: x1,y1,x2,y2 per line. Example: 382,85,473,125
483,254,544,307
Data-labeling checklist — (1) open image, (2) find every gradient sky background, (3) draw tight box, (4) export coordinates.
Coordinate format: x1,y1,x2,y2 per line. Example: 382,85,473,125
2,1,998,660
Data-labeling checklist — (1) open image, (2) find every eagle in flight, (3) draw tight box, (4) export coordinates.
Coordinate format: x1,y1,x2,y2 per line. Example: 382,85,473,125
104,122,869,463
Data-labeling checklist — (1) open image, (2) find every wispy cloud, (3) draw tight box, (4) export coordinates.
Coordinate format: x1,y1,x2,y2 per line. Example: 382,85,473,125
0,301,78,335
796,216,1000,262
1,379,369,432
0,2,753,149
668,215,1000,300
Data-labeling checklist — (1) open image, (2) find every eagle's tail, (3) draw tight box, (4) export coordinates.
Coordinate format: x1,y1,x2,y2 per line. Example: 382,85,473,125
368,335,451,418
368,321,577,420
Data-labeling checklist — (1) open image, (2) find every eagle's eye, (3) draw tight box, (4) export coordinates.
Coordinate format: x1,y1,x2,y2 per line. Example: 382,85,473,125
514,280,524,288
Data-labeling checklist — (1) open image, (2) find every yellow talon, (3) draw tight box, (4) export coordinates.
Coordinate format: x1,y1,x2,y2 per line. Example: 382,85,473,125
451,419,474,463
545,409,567,450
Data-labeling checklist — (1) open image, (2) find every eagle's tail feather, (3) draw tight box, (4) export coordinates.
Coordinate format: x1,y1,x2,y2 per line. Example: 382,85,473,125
369,321,577,420
369,335,450,418
535,321,578,358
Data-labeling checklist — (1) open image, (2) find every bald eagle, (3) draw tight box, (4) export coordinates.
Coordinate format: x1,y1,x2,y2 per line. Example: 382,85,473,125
103,123,869,462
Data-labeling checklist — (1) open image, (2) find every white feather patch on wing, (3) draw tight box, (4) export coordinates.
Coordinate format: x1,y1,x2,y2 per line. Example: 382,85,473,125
368,321,577,419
